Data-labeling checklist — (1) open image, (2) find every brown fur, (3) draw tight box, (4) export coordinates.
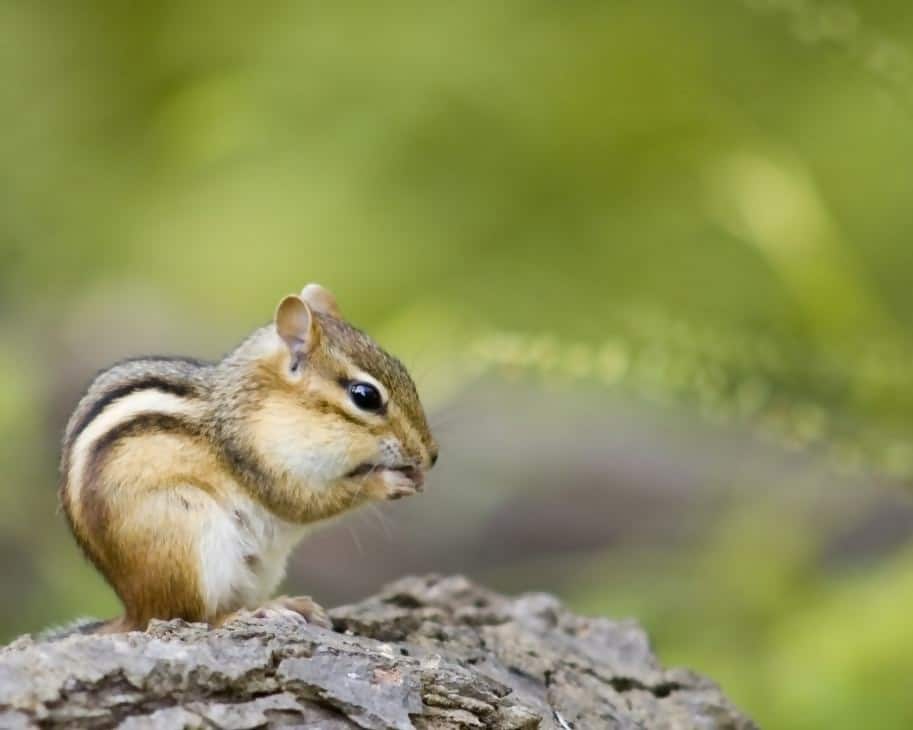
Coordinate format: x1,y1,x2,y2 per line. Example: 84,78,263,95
59,288,437,632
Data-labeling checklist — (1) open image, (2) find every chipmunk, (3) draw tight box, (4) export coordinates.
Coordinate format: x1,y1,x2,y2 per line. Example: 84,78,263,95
58,284,437,633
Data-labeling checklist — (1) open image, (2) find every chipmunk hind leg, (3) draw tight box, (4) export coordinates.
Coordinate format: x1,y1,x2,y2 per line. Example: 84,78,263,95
98,484,213,630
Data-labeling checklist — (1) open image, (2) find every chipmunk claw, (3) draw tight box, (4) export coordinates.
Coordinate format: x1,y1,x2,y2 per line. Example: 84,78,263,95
266,595,333,629
220,595,332,630
385,484,420,500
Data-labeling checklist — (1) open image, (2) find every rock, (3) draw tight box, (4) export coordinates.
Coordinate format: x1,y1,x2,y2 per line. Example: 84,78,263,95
0,575,756,729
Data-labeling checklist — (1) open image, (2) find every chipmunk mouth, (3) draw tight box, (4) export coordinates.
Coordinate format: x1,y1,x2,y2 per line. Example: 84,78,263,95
346,463,424,490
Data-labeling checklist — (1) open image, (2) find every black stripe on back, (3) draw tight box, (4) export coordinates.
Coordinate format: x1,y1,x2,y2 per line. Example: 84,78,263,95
80,412,205,541
69,378,196,447
84,412,204,488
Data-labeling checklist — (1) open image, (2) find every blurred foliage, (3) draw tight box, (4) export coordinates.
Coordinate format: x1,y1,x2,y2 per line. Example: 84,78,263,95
2,1,913,728
474,308,913,481
571,504,913,730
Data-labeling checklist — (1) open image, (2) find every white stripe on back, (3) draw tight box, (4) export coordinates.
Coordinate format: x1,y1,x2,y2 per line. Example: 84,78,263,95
67,390,204,508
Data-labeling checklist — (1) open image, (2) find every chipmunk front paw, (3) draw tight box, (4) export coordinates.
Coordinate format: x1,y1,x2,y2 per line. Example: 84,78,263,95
381,465,425,500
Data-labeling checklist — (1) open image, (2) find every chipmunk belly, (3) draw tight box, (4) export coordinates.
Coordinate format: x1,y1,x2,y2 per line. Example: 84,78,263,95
197,487,308,616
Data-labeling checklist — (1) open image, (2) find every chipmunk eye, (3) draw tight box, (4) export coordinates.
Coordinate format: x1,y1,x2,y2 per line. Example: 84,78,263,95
348,382,384,412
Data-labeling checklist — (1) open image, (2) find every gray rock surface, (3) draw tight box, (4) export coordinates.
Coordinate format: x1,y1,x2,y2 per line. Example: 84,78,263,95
0,575,756,729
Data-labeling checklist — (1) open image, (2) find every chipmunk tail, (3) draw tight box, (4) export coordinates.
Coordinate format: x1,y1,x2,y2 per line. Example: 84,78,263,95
35,617,122,642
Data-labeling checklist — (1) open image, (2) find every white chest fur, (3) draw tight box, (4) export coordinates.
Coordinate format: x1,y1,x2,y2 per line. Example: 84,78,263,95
197,491,307,616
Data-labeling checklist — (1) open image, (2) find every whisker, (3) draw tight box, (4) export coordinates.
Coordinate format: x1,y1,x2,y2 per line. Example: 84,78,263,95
429,416,462,433
346,523,364,556
429,400,464,424
348,463,381,507
366,503,393,542
402,339,438,384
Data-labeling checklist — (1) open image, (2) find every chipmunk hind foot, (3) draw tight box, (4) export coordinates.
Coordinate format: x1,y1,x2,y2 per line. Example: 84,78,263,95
216,595,332,630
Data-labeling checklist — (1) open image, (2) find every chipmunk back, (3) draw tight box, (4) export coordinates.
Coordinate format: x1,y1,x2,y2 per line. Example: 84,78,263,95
59,284,437,632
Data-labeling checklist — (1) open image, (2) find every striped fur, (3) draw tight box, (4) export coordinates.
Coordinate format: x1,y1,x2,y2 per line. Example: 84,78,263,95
59,290,437,632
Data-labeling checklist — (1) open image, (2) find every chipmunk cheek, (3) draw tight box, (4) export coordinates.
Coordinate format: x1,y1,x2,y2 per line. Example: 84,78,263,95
338,436,381,476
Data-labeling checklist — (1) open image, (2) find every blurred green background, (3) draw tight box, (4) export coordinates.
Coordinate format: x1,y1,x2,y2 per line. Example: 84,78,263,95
3,1,913,727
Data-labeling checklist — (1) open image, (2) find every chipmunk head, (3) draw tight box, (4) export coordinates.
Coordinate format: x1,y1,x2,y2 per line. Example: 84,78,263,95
243,284,437,507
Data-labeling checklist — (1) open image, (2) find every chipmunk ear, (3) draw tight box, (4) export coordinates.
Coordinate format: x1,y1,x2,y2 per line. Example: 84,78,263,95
300,283,341,318
275,295,320,363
